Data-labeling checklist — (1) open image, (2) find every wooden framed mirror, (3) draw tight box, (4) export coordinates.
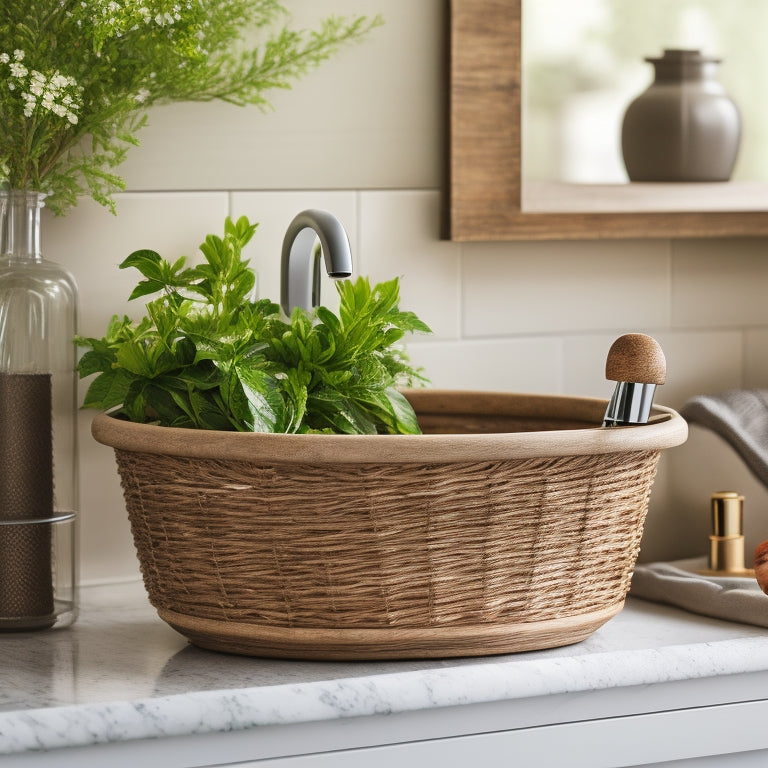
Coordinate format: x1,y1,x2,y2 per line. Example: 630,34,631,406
446,0,768,241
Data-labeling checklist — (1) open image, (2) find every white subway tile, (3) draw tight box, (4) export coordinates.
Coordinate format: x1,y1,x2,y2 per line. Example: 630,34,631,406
405,337,563,393
462,239,671,337
654,331,743,409
359,191,462,340
119,0,442,193
672,238,768,327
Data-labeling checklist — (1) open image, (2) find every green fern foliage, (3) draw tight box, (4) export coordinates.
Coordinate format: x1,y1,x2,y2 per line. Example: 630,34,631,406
0,1,382,214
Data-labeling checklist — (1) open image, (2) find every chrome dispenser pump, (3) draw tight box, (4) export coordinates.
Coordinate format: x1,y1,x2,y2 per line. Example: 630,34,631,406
603,334,666,427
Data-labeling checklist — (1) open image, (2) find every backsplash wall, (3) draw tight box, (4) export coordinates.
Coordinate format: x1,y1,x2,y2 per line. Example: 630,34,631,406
44,0,768,583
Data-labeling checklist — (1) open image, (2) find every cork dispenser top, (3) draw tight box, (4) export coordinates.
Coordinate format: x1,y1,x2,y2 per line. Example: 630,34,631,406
605,334,667,385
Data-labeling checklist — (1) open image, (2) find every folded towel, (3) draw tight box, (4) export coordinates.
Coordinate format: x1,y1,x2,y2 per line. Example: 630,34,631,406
681,389,768,489
631,557,768,628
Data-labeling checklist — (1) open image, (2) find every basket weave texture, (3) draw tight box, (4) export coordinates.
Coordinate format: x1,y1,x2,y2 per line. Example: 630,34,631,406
116,448,658,629
95,390,687,657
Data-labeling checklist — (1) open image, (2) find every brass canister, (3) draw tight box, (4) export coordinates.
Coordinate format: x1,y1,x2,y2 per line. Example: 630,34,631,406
700,492,754,577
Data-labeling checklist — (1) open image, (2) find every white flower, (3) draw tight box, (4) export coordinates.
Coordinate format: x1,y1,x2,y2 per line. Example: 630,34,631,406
29,72,45,96
134,87,150,103
10,62,28,78
0,53,9,64
9,63,83,124
154,11,176,26
13,49,24,61
22,92,36,117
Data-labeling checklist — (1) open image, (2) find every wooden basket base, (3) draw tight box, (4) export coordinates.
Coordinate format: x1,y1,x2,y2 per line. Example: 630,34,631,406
157,602,624,660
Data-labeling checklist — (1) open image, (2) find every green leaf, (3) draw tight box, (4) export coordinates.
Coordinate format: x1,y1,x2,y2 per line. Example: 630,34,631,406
187,391,235,431
384,387,421,434
120,249,198,301
305,390,377,435
316,306,341,334
278,367,309,433
234,365,283,433
81,369,134,410
77,216,431,435
77,344,116,378
121,380,149,423
115,341,155,377
392,310,432,335
127,279,167,302
120,249,164,279
152,386,197,427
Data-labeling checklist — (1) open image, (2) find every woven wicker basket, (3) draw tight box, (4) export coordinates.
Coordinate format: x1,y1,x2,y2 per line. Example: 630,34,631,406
92,389,687,660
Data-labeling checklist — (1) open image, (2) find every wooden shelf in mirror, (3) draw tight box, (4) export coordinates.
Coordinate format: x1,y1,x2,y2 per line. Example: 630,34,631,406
446,0,768,241
524,181,768,214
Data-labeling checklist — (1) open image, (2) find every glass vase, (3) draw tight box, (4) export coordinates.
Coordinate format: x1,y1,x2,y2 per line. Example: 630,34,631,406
0,190,78,630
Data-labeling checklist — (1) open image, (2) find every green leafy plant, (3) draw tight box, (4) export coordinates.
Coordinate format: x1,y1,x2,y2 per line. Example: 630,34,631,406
76,216,431,434
0,1,381,214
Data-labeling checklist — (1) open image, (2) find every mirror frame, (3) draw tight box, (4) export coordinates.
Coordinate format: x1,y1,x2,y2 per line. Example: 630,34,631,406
445,0,768,241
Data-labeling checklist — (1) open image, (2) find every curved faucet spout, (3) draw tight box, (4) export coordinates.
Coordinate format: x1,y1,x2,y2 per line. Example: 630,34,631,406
280,209,353,315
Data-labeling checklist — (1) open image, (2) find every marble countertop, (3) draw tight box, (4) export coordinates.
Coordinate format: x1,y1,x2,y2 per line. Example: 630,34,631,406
2,580,768,759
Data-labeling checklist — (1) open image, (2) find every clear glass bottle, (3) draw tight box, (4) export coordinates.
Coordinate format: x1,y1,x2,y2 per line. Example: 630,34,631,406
0,190,78,630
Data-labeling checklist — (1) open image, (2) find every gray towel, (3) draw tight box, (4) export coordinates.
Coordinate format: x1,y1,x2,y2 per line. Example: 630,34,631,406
631,557,768,628
681,389,768,489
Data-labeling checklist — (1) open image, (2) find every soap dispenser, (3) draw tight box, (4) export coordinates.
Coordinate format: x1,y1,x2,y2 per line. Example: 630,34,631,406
602,333,666,426
698,492,754,577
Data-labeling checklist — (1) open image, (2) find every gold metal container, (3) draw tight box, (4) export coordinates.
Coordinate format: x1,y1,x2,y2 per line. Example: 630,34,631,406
698,492,755,577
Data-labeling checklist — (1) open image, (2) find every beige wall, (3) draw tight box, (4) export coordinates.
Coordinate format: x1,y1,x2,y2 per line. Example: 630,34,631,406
45,0,768,583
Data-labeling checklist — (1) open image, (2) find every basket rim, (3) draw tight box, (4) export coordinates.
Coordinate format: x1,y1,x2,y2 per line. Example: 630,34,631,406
90,389,687,464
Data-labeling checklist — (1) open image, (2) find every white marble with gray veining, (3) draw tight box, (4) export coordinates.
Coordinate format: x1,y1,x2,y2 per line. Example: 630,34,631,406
1,580,768,756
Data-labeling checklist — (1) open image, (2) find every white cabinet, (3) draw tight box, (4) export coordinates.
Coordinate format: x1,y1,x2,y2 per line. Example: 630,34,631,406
177,699,768,767
212,700,768,768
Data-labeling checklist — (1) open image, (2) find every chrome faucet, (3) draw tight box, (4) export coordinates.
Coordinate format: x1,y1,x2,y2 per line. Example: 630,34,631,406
280,209,353,315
